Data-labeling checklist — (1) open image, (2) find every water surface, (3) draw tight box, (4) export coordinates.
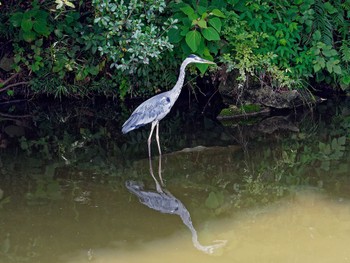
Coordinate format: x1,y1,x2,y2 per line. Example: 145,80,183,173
0,98,349,262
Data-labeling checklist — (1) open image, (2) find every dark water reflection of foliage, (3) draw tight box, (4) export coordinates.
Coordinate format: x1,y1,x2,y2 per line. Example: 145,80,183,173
0,98,348,208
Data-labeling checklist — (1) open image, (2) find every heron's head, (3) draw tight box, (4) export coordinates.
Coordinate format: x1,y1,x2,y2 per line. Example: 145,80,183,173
186,54,216,65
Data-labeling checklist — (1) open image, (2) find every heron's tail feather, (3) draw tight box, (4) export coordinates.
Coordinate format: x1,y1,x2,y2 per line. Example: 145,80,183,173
121,125,132,134
121,113,146,134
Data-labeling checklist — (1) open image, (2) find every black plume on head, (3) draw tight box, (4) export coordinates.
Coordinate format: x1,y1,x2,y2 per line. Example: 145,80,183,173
188,54,198,58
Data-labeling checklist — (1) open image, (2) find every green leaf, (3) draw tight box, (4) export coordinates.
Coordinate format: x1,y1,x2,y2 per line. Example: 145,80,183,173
14,54,21,64
324,2,337,14
7,90,14,96
333,65,342,75
326,60,333,73
211,9,226,18
22,31,36,42
168,28,183,43
211,0,227,9
197,63,209,74
181,40,192,54
35,10,49,21
279,38,287,46
185,30,202,52
313,63,322,72
197,52,213,74
188,13,199,21
207,41,219,55
289,22,298,32
21,18,33,32
56,0,64,9
197,18,207,28
88,65,99,75
35,38,43,47
33,21,50,36
180,5,195,16
315,56,325,68
180,25,189,36
197,6,207,15
64,0,75,8
202,27,220,41
323,48,337,57
203,47,211,57
341,75,350,85
312,30,321,41
208,17,222,33
10,12,23,27
196,37,205,55
54,29,63,38
202,12,209,19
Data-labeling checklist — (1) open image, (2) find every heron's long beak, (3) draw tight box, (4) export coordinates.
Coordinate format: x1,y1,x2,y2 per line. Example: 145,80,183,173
202,59,216,65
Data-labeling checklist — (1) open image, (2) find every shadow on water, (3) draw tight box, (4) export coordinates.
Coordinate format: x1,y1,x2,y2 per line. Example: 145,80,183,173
0,98,349,262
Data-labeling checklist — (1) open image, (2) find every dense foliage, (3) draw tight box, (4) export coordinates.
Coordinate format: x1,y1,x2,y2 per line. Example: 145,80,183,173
0,0,349,99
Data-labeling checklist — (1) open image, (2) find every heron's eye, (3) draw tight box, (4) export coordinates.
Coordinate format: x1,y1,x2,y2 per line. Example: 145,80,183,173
166,97,170,103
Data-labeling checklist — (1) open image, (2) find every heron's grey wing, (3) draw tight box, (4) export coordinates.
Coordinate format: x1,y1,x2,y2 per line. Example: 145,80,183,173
125,181,181,214
122,93,172,134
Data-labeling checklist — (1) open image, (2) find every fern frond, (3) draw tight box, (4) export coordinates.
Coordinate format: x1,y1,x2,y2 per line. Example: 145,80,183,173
313,0,333,45
340,42,350,63
332,0,348,39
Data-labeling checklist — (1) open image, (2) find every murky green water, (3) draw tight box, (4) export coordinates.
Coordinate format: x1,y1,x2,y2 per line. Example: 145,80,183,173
0,98,349,262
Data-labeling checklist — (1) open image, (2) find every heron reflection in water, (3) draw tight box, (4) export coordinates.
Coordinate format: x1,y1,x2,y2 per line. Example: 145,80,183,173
122,55,216,159
125,156,227,254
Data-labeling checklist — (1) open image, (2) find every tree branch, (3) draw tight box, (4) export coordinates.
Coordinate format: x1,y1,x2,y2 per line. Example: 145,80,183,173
0,73,20,86
0,112,32,118
0,81,29,93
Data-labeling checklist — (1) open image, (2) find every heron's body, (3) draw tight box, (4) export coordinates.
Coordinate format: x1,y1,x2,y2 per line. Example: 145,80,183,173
122,55,215,158
121,90,175,134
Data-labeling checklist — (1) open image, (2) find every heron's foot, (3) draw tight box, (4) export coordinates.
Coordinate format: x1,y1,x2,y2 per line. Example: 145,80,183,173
155,182,164,193
200,240,227,255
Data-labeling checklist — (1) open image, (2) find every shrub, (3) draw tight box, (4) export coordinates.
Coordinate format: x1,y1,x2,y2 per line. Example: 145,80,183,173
220,0,350,91
92,0,177,73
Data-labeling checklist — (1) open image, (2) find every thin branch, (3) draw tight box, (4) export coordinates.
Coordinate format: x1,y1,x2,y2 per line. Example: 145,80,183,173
0,99,28,105
201,88,219,114
0,112,32,118
0,81,29,93
1,72,20,86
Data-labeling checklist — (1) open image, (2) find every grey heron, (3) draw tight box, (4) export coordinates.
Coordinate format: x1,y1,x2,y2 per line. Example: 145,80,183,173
122,54,216,158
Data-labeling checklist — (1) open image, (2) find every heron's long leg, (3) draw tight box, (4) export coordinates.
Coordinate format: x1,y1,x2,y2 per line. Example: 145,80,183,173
149,156,163,193
148,121,157,159
155,122,162,156
157,154,165,186
155,123,164,186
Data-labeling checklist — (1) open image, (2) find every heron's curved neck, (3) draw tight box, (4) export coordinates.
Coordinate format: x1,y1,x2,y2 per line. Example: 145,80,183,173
171,60,190,99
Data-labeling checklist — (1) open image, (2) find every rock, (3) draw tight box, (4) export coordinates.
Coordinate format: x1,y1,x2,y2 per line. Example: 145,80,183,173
246,87,303,109
257,115,300,134
4,125,25,137
218,71,316,109
0,54,14,72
